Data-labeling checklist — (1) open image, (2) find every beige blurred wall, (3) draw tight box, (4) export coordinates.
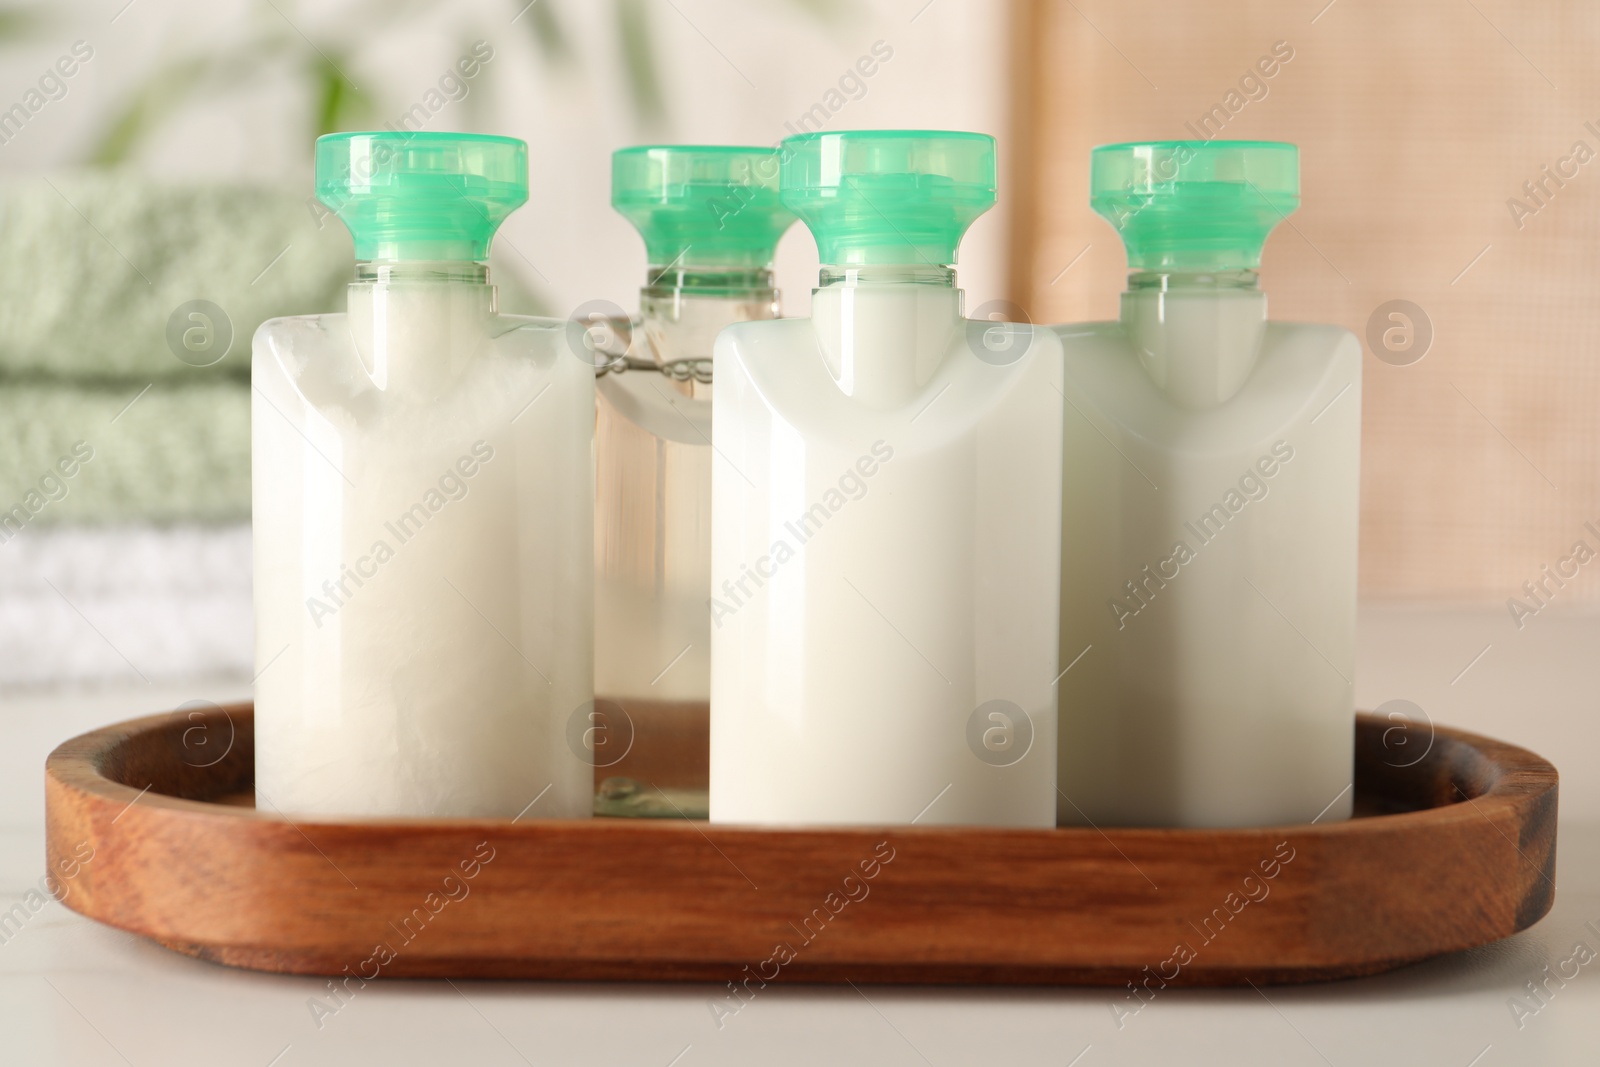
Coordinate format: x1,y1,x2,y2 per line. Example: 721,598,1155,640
1009,0,1600,605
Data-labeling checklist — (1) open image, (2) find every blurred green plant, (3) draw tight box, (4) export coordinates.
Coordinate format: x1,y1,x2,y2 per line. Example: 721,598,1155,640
0,3,40,38
70,0,846,166
616,0,666,131
88,0,406,166
518,0,571,67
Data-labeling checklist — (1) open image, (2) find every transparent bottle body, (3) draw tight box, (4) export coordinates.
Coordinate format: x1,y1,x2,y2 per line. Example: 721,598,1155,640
593,275,778,704
709,268,1065,827
252,265,594,819
1053,274,1361,828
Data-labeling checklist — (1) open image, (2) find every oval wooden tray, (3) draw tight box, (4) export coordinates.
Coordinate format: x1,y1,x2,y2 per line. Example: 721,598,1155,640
44,704,1556,986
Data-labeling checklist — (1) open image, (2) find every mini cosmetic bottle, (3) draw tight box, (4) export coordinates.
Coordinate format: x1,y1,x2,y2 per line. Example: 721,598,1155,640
253,133,594,819
596,146,794,705
1054,140,1360,828
709,130,1065,827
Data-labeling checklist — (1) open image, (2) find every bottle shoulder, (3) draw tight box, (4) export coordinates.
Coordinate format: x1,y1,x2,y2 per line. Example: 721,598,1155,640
1051,318,1357,353
712,315,810,357
712,314,1063,453
1054,318,1358,382
254,310,566,344
1269,319,1359,342
715,314,1065,359
253,310,336,345
251,311,588,417
1053,319,1359,447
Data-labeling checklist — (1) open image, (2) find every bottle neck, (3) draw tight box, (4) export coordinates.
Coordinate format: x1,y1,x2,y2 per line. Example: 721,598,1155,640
643,265,773,298
810,263,962,409
1119,269,1268,409
346,260,495,397
1125,269,1259,295
353,259,491,285
818,264,957,289
632,266,779,395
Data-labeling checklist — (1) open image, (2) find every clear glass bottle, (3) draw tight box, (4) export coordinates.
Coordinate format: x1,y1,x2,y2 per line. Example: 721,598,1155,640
252,133,593,818
595,147,793,710
1053,140,1361,828
709,131,1065,827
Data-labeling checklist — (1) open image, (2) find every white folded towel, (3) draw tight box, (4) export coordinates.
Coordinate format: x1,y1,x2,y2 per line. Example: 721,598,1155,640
0,524,251,688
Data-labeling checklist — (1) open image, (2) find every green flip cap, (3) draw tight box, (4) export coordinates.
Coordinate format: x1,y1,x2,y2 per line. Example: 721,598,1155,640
315,132,527,261
779,130,996,266
1091,140,1299,272
612,145,795,270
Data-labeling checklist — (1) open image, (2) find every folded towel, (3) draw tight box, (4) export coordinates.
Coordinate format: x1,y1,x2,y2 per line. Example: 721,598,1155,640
0,173,350,381
0,523,251,688
0,380,248,529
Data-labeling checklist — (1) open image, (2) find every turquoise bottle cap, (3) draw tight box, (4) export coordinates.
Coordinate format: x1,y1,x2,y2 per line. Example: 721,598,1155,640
1090,140,1299,272
315,132,527,262
611,145,794,270
779,130,996,267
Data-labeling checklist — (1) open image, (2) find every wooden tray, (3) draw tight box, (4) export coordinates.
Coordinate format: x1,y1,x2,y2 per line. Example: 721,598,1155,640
44,704,1557,986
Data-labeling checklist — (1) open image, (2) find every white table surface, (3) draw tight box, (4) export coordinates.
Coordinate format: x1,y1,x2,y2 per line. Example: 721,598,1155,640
1,604,1596,1066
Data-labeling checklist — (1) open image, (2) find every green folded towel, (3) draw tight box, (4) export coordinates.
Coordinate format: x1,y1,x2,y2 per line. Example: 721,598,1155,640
0,174,350,381
0,175,558,528
0,379,248,529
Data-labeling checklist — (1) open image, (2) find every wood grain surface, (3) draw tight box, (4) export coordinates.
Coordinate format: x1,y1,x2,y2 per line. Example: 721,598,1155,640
44,704,1557,985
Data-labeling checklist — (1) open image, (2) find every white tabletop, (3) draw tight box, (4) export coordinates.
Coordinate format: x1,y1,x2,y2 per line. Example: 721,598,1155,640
2,604,1596,1067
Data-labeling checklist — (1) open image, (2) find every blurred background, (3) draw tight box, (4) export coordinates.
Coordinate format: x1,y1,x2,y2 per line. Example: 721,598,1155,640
0,0,1010,686
0,0,1595,781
